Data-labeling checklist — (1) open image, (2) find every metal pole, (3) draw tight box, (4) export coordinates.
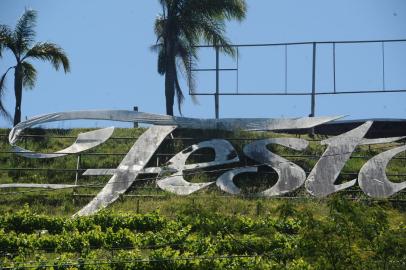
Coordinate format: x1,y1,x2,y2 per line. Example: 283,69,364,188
310,43,317,136
215,45,220,119
75,154,81,186
133,106,138,128
382,41,386,91
285,44,288,94
333,43,336,93
74,154,81,199
310,42,316,117
236,47,239,94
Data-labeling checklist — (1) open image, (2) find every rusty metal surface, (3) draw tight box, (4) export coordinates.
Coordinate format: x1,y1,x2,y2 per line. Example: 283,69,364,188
157,139,239,195
358,144,406,198
305,121,373,197
244,138,308,196
74,125,176,216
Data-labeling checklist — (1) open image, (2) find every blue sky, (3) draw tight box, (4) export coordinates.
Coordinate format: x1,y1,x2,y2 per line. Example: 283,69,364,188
0,0,406,128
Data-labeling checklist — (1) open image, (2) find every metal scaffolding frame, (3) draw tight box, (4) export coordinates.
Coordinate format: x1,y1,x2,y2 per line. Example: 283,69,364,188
190,39,406,119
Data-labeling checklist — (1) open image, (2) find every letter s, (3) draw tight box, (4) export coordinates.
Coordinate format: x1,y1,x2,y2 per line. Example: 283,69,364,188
241,138,308,197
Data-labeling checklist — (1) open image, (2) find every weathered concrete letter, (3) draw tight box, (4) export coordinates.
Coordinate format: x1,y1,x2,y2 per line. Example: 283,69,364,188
158,139,239,195
358,144,406,198
74,125,176,216
242,138,308,196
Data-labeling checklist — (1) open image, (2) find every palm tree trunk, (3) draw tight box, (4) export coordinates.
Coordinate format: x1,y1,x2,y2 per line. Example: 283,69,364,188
165,68,175,116
165,43,175,116
14,64,23,126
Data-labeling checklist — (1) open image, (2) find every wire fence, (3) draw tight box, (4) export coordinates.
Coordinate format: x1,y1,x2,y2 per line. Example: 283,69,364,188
1,132,405,200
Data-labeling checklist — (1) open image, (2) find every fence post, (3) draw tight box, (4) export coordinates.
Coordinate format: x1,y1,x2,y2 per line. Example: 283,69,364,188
136,199,140,214
310,42,317,136
73,154,81,203
75,154,81,186
215,44,220,120
133,106,138,128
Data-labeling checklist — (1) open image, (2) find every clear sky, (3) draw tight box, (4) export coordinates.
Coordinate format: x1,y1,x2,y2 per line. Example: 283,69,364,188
0,0,405,128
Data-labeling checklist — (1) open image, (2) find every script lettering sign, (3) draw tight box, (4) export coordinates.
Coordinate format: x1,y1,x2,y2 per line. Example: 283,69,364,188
6,110,406,216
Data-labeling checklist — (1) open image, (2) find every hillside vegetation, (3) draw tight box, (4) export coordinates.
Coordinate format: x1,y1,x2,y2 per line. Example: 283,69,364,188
0,127,405,269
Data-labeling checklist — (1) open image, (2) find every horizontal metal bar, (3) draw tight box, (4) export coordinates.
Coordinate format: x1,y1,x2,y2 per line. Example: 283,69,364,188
193,39,406,48
191,68,237,72
0,135,324,142
0,168,85,172
0,134,141,139
73,194,168,198
1,167,405,177
1,151,403,159
190,89,406,96
0,151,216,157
71,194,406,202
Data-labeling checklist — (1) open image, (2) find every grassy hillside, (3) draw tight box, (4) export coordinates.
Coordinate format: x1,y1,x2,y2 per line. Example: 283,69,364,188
0,127,405,269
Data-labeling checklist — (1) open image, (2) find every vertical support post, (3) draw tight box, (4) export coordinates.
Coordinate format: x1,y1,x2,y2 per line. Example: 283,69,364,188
285,45,288,94
136,199,140,214
333,43,336,93
74,154,81,201
75,154,81,186
310,42,317,136
404,140,406,167
133,106,138,128
24,136,27,168
215,45,220,119
382,42,385,91
310,42,316,117
236,47,239,94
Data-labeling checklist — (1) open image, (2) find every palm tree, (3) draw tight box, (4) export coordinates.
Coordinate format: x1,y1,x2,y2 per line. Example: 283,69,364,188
0,9,70,125
153,0,246,116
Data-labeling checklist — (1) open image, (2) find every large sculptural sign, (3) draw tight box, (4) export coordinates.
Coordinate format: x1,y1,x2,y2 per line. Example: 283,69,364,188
5,110,406,216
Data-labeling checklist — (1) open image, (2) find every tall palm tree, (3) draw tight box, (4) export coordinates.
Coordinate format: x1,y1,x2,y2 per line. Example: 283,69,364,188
0,9,70,125
153,0,246,116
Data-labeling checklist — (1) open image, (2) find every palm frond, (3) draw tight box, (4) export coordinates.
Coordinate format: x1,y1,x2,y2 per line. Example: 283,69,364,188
24,42,70,72
0,25,16,57
154,16,166,40
150,43,163,52
0,27,4,57
150,43,167,75
196,16,235,56
174,67,185,115
0,67,13,120
14,9,37,54
180,0,245,56
211,0,247,20
22,61,37,89
176,38,197,100
183,0,246,21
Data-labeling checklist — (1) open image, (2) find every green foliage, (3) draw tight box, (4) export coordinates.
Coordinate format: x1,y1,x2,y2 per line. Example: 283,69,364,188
0,202,403,269
0,128,405,268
